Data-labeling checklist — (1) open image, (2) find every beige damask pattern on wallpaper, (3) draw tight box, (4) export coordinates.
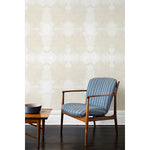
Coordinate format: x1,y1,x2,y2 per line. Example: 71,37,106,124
25,0,125,110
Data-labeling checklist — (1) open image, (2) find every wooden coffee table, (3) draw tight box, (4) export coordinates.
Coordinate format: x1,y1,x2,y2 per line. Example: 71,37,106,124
25,109,52,149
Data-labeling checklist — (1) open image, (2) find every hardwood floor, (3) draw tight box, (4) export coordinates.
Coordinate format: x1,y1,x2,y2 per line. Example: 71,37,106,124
25,125,125,150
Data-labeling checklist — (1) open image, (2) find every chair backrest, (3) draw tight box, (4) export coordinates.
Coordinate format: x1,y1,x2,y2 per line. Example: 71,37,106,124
86,78,117,112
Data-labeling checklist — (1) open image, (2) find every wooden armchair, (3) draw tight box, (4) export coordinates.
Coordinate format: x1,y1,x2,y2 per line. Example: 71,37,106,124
60,78,120,146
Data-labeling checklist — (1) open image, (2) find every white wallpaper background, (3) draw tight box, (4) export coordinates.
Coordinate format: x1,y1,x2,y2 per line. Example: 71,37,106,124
25,0,125,110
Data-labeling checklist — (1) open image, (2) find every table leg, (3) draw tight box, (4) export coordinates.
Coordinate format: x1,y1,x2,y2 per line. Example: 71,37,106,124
42,119,45,139
37,119,40,149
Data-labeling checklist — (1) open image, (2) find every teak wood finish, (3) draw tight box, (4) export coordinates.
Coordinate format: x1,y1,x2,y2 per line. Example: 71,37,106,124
25,109,52,149
60,82,120,147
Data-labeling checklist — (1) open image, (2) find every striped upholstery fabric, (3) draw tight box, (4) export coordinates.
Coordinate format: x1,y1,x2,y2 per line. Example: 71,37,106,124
61,103,107,117
86,78,117,112
61,78,117,117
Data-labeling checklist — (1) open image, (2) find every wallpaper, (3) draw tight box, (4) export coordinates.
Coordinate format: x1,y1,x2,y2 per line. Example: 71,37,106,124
25,0,125,110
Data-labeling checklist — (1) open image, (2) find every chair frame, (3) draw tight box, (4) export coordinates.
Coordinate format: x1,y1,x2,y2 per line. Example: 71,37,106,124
60,81,120,146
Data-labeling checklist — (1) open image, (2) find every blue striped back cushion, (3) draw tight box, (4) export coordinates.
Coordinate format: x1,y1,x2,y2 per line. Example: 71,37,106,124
86,78,117,112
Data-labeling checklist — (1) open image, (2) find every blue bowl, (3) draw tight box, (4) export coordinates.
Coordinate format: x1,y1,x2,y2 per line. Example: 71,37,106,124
25,103,42,114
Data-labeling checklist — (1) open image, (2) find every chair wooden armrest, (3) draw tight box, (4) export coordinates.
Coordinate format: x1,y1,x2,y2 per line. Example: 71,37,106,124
86,94,116,118
86,93,116,113
62,90,87,93
87,93,115,98
61,90,87,105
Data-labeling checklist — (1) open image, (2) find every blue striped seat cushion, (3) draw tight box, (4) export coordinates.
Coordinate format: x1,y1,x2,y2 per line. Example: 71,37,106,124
86,78,117,113
61,103,107,117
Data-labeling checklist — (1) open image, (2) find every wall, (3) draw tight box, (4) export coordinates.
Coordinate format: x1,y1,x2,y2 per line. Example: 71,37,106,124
25,0,125,112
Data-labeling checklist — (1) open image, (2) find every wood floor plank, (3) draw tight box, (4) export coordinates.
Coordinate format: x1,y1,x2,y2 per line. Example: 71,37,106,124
25,125,125,150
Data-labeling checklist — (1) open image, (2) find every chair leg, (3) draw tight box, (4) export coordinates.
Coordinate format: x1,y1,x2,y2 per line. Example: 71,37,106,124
84,120,88,147
114,117,118,136
60,110,64,136
93,121,96,128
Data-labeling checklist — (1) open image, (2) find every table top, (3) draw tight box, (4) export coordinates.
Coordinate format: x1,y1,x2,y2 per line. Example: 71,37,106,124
25,108,52,119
